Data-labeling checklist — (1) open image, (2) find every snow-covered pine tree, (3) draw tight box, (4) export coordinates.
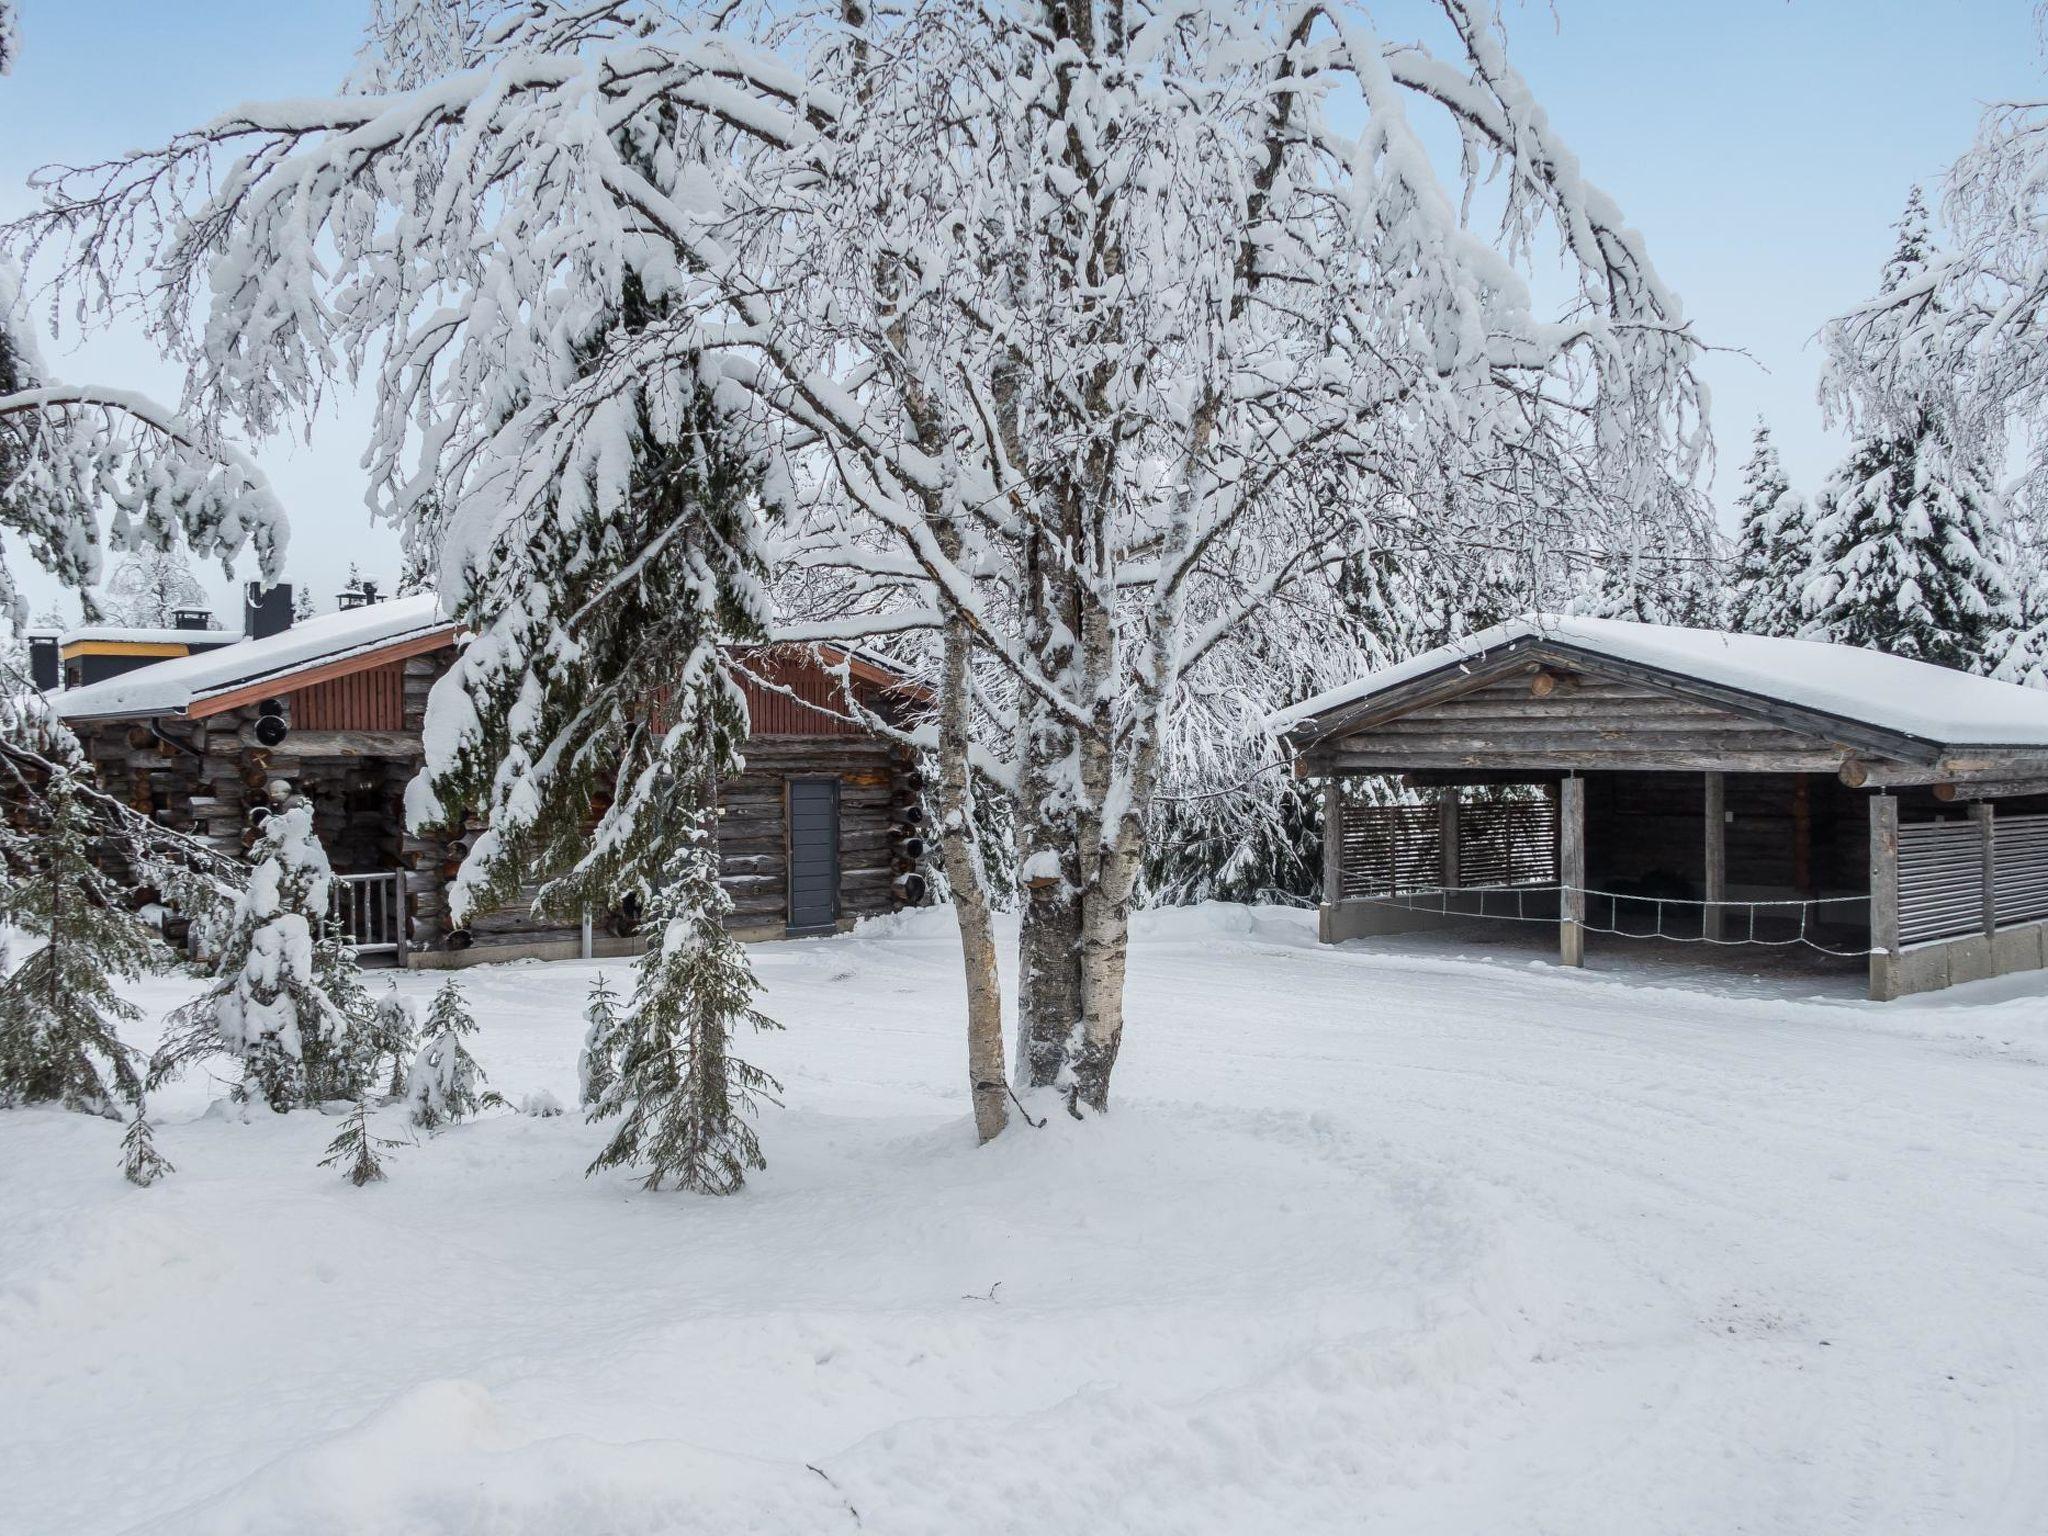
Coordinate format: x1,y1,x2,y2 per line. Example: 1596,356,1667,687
0,769,156,1117
404,978,484,1130
291,586,315,623
321,1097,400,1184
1725,421,1815,638
586,840,782,1194
153,801,371,1111
1809,190,2017,669
577,973,623,1109
369,987,418,1099
120,1109,172,1186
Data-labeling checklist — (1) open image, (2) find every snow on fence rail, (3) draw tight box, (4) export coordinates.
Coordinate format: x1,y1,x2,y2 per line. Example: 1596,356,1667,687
1358,883,1877,957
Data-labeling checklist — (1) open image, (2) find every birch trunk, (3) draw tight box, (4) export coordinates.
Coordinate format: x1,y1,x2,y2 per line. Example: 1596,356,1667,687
933,610,1007,1143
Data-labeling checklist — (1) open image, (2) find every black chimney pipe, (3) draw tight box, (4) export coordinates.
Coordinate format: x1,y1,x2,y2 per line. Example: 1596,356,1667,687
244,582,294,640
27,634,59,691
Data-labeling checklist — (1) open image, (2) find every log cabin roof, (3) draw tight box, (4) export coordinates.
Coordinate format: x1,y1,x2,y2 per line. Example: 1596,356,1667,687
49,595,456,722
45,592,928,726
1272,614,2048,780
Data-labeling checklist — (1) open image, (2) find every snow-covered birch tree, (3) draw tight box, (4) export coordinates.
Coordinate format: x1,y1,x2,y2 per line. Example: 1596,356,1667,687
9,0,1705,1123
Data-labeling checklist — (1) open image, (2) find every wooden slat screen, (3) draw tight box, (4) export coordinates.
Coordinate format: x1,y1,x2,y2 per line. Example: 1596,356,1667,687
1899,818,1984,946
1337,803,1440,899
1458,800,1560,889
289,661,405,731
1994,812,2048,927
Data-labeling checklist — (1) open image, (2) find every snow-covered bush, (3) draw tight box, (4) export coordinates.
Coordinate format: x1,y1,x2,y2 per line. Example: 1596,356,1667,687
153,802,372,1112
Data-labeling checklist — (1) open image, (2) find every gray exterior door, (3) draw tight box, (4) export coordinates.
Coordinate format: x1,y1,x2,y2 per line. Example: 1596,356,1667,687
787,777,841,933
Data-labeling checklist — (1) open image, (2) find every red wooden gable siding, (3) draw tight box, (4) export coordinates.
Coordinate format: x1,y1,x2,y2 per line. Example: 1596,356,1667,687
289,660,406,731
646,649,891,736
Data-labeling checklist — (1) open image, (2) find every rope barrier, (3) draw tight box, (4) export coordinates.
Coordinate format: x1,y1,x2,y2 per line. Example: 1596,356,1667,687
1345,882,1879,958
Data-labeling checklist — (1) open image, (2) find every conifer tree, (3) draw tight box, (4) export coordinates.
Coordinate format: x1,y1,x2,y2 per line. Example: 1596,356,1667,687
321,1097,401,1184
404,978,484,1130
1806,190,2016,669
1725,420,1814,638
577,973,624,1109
0,770,156,1117
120,1110,172,1186
586,839,782,1195
367,985,418,1100
153,801,372,1111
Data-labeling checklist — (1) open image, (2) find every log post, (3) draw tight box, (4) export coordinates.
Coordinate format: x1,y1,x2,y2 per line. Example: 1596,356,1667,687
1438,789,1460,891
1559,774,1585,967
1972,801,1996,938
1868,794,1900,1000
1319,780,1343,945
1702,770,1726,942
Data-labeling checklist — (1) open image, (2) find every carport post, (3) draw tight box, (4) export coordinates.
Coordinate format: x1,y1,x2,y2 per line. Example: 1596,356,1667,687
1703,771,1726,942
1438,789,1461,890
1321,778,1343,906
1972,801,1996,938
1560,774,1585,967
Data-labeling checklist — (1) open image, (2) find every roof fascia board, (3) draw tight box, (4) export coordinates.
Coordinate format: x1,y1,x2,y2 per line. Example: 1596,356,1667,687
185,627,459,720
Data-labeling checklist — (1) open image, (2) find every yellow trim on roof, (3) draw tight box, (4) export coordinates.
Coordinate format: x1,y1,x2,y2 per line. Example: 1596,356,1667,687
60,640,193,660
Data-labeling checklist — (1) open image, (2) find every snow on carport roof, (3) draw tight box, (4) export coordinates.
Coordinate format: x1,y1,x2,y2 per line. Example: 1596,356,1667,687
48,594,454,721
1269,613,2048,749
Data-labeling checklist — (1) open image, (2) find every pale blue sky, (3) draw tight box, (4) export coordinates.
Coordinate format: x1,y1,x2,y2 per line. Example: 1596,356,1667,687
0,0,2039,619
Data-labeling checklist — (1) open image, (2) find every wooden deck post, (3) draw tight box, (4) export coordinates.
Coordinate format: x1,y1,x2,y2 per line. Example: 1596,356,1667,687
1971,801,1996,938
1702,770,1726,942
1868,793,1899,998
1559,774,1585,967
1438,789,1461,891
1318,780,1343,944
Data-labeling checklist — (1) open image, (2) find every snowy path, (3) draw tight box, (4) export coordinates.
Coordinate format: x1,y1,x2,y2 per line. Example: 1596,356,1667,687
4,905,2047,1534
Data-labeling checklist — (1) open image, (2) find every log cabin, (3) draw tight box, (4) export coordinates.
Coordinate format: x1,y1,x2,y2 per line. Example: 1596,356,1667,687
1273,614,2048,1001
44,584,931,967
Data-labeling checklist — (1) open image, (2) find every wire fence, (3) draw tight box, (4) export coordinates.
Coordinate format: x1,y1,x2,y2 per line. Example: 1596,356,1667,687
1352,883,1878,958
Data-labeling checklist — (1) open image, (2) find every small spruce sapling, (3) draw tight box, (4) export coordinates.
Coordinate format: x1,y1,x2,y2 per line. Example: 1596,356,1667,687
0,771,157,1117
120,1110,173,1187
321,1097,402,1185
586,845,782,1195
404,979,484,1130
577,973,624,1109
369,986,418,1099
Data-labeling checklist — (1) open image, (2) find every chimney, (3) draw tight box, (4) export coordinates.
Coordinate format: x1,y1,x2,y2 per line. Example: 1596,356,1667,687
173,608,215,632
27,634,59,691
337,579,380,612
245,581,294,640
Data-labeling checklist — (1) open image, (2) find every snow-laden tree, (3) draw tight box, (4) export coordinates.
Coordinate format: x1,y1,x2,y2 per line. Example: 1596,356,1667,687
370,987,418,1099
0,769,157,1117
322,1097,400,1183
587,840,781,1193
154,802,371,1111
1724,421,1814,639
100,539,208,628
577,973,624,1109
404,978,485,1130
1808,193,2014,669
11,0,1706,1123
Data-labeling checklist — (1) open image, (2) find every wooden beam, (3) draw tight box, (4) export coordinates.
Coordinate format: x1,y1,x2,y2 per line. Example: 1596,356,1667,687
236,728,427,760
1932,777,2048,802
1869,794,1900,959
1399,769,1566,789
1703,771,1726,942
1844,754,2048,790
1321,780,1342,909
1439,790,1461,889
1315,748,1851,775
1971,802,1996,938
1559,775,1586,967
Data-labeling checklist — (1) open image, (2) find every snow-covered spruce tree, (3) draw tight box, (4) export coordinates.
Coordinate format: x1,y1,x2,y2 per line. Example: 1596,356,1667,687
120,1109,172,1186
322,1097,401,1184
15,0,1705,1121
153,802,372,1111
0,769,157,1117
370,987,418,1099
577,973,623,1110
1725,421,1814,638
1813,190,2015,668
587,840,782,1194
404,978,484,1130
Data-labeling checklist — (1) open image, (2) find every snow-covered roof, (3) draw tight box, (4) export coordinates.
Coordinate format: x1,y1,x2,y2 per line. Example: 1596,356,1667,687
58,624,235,647
50,594,455,721
1270,613,2048,751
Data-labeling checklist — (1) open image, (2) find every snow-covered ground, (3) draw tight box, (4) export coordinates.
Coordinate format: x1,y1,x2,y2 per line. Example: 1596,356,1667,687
6,904,2048,1535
